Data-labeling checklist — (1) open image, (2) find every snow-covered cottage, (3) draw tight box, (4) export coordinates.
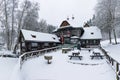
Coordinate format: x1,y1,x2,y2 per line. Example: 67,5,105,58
53,20,84,44
19,29,60,54
80,26,102,48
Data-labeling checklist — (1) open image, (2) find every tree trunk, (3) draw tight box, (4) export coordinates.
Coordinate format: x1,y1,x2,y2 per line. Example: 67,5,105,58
109,29,112,44
11,0,15,50
4,0,11,50
13,0,28,53
113,29,117,44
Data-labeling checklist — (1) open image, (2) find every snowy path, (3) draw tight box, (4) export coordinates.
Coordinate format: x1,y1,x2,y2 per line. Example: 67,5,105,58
21,49,116,80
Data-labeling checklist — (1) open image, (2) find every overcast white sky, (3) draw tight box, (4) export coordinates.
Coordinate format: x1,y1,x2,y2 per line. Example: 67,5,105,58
32,0,97,27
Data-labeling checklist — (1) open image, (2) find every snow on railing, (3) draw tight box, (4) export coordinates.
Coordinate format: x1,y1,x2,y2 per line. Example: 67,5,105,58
19,46,61,69
99,46,120,80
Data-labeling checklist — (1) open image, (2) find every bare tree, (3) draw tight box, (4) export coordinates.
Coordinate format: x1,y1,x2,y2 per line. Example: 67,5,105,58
47,24,56,33
13,0,39,52
4,0,11,50
22,1,39,31
38,19,48,33
94,0,119,43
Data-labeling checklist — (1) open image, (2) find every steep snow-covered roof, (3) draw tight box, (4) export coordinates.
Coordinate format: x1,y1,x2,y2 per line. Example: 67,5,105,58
21,29,60,43
80,26,102,39
53,20,82,33
59,20,81,28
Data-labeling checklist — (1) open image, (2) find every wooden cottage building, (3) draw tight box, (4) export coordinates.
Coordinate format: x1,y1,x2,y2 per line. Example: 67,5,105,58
53,20,84,44
80,26,102,48
53,20,102,48
19,29,60,55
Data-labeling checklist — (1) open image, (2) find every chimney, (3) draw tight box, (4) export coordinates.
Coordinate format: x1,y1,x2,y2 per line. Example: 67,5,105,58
72,15,75,20
67,16,69,20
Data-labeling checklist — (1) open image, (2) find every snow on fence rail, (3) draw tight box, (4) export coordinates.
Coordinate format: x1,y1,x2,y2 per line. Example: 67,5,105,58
100,47,120,80
19,46,61,69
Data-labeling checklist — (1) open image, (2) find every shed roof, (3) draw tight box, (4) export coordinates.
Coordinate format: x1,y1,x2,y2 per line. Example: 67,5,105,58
80,26,102,39
21,29,60,43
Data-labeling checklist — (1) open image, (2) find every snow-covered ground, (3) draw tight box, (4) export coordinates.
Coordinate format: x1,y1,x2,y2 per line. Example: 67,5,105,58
1,38,120,80
21,49,115,80
101,38,120,62
0,57,18,80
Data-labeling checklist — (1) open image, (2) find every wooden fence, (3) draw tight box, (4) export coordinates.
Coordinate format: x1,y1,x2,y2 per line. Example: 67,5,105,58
19,46,61,69
99,46,120,80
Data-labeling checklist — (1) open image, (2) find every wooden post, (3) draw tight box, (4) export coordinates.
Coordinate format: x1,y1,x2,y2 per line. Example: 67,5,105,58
111,59,114,66
108,57,111,63
116,63,119,80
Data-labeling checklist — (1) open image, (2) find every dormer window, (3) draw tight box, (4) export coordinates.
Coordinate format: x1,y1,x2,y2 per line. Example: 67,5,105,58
31,34,36,38
91,32,94,35
52,37,56,40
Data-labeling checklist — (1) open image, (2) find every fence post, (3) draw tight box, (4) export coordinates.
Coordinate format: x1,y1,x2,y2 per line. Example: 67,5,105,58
116,63,119,80
111,59,114,66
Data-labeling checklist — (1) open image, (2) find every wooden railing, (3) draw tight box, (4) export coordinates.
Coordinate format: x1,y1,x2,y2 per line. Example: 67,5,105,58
19,46,61,69
99,46,120,80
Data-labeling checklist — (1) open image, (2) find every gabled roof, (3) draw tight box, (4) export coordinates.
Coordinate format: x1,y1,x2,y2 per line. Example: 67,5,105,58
80,26,102,39
21,29,60,43
53,20,82,33
60,20,81,28
60,20,70,27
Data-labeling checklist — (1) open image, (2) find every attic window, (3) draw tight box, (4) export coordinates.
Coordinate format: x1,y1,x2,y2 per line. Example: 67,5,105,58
52,37,56,40
31,34,36,38
91,32,94,35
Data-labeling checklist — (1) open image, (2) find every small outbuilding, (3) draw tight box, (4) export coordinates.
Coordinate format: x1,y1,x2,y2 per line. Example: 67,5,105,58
18,29,60,55
80,26,102,48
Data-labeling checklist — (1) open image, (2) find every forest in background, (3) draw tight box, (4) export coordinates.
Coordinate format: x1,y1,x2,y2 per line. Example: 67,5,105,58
0,0,120,50
87,0,120,42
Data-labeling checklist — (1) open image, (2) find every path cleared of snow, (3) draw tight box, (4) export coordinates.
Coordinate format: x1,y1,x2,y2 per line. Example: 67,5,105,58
21,49,115,80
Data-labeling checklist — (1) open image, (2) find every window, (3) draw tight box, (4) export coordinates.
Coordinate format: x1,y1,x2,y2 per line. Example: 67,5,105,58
94,40,96,44
44,43,49,46
31,34,36,38
91,32,94,35
86,40,89,44
31,43,38,47
82,41,85,44
53,43,56,46
52,37,56,40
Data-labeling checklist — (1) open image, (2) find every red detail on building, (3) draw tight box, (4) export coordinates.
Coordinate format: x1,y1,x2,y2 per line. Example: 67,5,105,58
67,31,70,35
60,35,64,44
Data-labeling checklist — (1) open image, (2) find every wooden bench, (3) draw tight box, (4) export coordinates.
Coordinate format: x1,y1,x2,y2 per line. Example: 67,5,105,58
68,55,82,60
